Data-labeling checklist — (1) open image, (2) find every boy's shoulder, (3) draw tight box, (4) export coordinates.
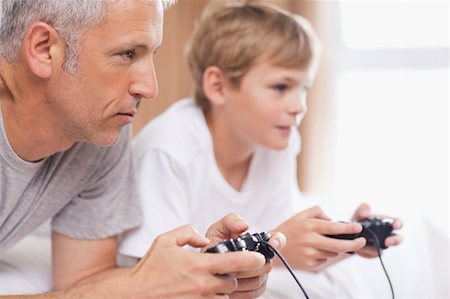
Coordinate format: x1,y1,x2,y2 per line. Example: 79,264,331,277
134,98,212,164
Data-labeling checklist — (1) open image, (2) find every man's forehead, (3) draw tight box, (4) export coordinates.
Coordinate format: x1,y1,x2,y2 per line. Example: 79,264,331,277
103,0,163,28
85,0,163,49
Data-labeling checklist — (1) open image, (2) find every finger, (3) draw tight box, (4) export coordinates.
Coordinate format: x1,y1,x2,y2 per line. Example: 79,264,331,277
231,282,267,298
156,224,210,248
302,205,332,221
211,274,238,295
235,260,272,279
385,234,403,247
268,232,286,250
235,274,267,292
206,214,249,244
206,251,265,275
305,258,329,269
357,246,379,258
352,203,371,221
316,220,363,235
392,218,403,230
310,248,339,260
317,236,367,253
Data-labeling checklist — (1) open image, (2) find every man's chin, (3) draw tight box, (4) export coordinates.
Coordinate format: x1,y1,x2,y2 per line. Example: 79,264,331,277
87,131,122,147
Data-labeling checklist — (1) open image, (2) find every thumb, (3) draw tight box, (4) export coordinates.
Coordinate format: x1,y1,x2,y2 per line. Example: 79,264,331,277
268,232,287,250
161,224,211,248
352,203,371,221
205,213,249,243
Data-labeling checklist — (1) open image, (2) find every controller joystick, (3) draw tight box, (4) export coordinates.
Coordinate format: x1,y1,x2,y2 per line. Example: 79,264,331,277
206,232,275,260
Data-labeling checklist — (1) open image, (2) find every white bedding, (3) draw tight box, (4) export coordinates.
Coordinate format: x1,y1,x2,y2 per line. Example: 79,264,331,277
0,216,448,298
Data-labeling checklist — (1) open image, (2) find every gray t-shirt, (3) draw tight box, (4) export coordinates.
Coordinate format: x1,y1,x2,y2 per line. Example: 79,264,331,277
0,108,142,253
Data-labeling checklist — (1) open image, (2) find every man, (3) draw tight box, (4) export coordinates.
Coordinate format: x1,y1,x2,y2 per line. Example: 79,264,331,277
0,0,284,297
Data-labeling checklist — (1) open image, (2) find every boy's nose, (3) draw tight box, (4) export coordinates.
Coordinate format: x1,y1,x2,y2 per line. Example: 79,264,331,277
288,88,308,116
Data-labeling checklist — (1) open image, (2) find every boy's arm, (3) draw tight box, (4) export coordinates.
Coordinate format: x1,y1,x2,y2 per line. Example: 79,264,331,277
273,206,367,270
273,204,403,271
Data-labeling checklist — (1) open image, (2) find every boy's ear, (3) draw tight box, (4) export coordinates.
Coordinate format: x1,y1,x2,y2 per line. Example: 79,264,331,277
22,22,66,79
202,66,228,106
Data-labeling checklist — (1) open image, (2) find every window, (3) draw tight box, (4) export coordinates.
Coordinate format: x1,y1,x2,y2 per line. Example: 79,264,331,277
333,1,448,234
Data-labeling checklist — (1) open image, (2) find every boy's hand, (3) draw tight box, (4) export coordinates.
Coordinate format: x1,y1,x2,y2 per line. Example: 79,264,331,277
352,203,403,258
204,213,286,298
275,206,366,270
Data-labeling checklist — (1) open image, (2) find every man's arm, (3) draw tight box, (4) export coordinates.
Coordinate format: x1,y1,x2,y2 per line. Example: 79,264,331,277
51,232,118,289
1,217,271,298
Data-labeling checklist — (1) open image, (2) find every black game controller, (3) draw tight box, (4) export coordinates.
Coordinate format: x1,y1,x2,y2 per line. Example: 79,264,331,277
326,218,394,249
206,232,275,260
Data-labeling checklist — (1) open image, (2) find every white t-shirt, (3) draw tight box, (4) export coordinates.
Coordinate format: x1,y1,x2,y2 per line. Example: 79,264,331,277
118,98,449,299
119,98,302,258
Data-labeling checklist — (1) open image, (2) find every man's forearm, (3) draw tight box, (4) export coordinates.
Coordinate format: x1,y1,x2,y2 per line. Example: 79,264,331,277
0,282,105,299
0,269,127,299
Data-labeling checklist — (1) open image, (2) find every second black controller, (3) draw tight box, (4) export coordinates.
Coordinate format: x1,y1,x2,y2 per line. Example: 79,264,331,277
326,218,394,249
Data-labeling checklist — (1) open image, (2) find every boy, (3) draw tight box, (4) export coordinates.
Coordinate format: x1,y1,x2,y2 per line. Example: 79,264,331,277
120,1,403,297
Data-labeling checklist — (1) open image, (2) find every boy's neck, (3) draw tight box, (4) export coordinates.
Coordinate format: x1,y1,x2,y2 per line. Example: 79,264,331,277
206,111,254,191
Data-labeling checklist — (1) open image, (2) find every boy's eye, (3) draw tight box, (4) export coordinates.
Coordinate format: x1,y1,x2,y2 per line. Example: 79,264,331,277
272,84,288,92
119,49,136,60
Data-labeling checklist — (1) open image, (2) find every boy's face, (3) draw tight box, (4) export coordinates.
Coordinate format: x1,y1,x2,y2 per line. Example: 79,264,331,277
223,62,309,150
48,0,163,146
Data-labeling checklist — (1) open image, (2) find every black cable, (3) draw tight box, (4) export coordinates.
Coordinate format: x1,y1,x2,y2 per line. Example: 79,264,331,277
365,230,395,299
262,241,309,299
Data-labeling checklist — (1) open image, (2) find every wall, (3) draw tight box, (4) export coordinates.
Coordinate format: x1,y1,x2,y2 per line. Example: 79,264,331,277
133,0,337,192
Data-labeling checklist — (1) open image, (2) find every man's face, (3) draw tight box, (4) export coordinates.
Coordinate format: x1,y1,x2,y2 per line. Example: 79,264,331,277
48,0,163,145
223,62,309,150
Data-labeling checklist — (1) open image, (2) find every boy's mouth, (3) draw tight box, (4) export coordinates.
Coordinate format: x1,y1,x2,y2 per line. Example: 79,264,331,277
276,125,292,135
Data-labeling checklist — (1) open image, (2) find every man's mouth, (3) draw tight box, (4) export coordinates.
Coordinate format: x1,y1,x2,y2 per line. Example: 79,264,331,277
117,109,137,117
115,109,138,124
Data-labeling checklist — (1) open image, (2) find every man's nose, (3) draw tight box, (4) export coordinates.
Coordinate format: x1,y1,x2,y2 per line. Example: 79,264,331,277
129,60,159,100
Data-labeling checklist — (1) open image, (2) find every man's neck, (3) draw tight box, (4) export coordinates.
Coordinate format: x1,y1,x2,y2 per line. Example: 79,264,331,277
0,68,73,162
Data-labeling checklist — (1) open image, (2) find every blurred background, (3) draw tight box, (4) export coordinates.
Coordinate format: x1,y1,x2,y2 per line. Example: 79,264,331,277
133,0,449,235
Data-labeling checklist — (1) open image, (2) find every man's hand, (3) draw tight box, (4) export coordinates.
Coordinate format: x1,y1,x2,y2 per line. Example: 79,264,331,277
109,223,266,298
204,214,286,298
352,203,403,258
274,206,366,270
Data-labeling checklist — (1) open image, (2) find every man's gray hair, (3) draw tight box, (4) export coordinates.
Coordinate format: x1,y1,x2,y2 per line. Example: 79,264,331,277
0,0,175,73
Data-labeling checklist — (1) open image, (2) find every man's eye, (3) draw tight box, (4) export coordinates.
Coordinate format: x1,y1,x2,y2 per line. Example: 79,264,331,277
119,50,136,60
272,84,288,92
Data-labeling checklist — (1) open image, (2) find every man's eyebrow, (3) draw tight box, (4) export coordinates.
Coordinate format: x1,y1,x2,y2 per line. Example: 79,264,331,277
110,43,161,53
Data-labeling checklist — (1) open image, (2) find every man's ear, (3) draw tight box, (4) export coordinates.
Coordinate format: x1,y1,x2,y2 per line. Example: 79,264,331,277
202,66,229,107
22,22,65,79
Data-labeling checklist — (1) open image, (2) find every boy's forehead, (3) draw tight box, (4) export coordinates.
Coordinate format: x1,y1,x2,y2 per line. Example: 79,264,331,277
250,62,310,80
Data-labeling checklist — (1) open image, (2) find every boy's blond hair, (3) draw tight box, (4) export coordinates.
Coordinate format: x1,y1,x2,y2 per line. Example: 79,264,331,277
186,1,321,112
